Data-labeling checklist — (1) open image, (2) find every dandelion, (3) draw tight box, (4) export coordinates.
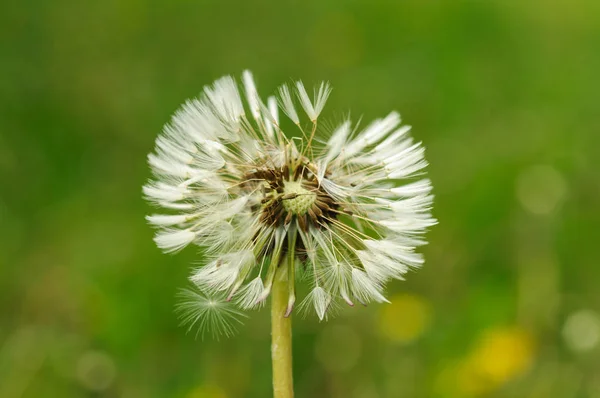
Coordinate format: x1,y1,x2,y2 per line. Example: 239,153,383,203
144,70,436,397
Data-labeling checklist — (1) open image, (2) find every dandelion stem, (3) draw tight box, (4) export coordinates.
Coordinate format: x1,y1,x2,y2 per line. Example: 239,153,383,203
271,260,294,398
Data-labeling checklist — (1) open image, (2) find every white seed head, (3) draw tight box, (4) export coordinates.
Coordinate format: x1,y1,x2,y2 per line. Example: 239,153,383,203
144,71,436,329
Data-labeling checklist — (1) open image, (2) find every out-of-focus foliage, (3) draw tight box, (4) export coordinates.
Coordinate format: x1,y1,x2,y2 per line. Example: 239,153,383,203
1,1,599,397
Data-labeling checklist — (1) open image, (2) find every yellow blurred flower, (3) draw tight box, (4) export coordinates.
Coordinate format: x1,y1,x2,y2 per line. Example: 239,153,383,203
378,294,431,343
458,327,535,396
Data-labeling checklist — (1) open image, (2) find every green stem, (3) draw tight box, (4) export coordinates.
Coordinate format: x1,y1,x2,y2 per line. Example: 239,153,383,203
271,261,294,398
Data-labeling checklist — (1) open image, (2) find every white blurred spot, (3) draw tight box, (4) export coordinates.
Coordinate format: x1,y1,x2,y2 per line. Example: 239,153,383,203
516,165,566,215
76,350,117,391
562,309,600,352
315,324,361,372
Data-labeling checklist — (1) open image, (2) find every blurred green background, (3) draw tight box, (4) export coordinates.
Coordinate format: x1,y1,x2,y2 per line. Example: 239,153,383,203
2,1,600,397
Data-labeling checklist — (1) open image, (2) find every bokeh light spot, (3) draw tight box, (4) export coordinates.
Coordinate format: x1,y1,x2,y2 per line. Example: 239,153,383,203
563,309,600,352
76,350,117,392
378,294,431,344
516,164,567,215
458,327,535,395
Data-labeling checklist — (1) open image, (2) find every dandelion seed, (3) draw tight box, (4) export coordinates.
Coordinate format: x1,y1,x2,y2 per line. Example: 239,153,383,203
176,289,247,340
235,276,266,309
144,70,436,325
295,81,331,121
299,286,333,321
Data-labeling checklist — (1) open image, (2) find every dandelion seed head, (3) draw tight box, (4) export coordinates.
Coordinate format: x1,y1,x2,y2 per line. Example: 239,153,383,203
145,71,436,326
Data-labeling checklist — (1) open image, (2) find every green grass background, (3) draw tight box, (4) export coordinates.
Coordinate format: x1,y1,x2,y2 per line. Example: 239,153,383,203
1,1,599,397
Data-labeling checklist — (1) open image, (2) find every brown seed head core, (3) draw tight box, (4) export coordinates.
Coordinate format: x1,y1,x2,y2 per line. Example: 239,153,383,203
244,160,339,232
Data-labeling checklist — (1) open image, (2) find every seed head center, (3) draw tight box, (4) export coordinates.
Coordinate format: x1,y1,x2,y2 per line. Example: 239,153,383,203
282,180,317,215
